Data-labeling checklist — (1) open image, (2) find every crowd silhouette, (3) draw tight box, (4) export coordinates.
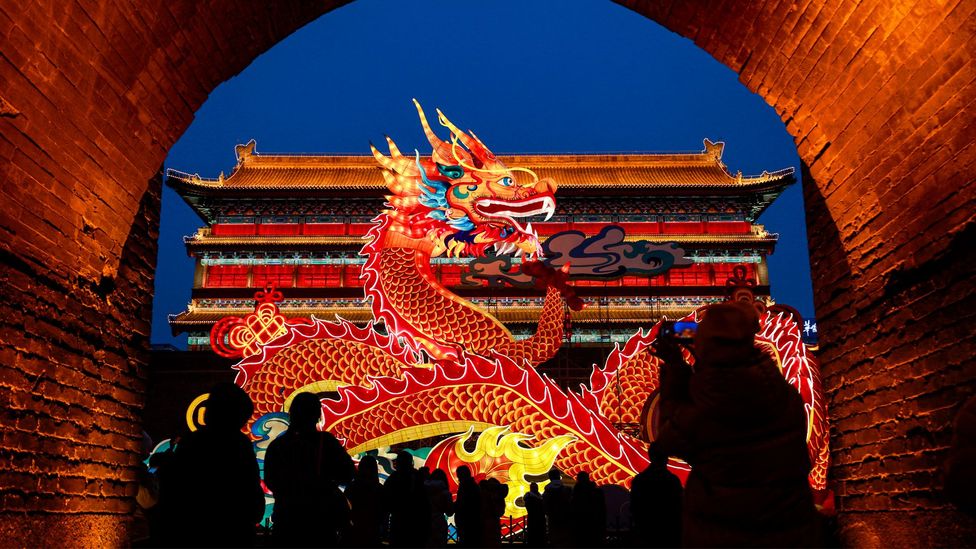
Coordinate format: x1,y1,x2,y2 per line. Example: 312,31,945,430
139,301,830,547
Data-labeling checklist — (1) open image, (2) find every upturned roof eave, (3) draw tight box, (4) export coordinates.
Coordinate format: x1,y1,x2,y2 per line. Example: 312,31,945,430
165,144,796,223
165,171,795,194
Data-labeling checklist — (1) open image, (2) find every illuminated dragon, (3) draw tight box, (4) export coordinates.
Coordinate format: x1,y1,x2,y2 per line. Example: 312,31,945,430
212,101,831,518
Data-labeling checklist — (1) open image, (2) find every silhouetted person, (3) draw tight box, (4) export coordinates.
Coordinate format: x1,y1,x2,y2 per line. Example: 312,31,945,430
133,431,158,545
150,436,180,547
166,383,265,547
630,444,682,548
264,392,355,547
454,465,483,547
946,394,976,515
480,478,507,547
543,469,573,548
524,482,546,547
415,465,433,544
654,302,821,547
425,468,455,546
385,450,428,547
345,455,387,547
570,472,606,547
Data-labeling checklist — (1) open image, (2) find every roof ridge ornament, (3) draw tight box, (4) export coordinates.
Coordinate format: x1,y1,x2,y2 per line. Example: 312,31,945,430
703,138,725,160
235,139,257,163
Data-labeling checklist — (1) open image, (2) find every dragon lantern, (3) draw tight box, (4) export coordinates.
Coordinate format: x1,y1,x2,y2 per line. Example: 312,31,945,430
209,101,831,518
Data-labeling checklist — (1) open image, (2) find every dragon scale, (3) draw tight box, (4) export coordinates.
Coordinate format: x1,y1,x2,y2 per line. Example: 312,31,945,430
218,102,828,506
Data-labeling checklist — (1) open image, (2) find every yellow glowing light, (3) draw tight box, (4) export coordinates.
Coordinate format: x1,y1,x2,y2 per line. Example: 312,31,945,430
186,392,210,432
454,426,576,518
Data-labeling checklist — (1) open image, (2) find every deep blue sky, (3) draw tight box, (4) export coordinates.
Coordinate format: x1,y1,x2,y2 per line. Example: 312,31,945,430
151,0,815,347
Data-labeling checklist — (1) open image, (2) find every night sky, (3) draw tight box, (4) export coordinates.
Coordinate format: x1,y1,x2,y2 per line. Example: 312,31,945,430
151,0,815,347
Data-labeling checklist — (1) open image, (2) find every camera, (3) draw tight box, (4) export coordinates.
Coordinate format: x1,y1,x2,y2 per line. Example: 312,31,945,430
659,320,698,341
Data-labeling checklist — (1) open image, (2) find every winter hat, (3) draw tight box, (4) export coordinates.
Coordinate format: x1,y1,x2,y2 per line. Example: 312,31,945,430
695,301,761,346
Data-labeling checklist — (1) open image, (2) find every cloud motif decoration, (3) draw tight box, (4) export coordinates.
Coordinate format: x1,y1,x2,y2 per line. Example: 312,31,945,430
544,225,692,277
461,254,534,288
463,225,692,288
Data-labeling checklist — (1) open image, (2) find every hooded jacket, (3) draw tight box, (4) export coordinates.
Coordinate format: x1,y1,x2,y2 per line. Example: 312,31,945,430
656,336,820,547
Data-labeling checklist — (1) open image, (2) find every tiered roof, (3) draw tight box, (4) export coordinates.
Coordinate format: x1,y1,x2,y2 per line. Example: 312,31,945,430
167,140,790,339
167,139,795,221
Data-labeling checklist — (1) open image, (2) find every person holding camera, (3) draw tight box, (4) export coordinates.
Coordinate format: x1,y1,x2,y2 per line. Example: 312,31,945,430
651,302,821,547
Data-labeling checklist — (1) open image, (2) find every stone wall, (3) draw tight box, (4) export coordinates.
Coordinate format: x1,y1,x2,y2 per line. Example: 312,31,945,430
0,0,972,545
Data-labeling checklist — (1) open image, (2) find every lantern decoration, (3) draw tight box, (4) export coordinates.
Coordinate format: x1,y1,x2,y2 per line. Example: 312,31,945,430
209,103,830,511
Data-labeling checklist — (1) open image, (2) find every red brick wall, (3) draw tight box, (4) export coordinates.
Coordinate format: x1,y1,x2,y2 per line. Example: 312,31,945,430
0,0,973,545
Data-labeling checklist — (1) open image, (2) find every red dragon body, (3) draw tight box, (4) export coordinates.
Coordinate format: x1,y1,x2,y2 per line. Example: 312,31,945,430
210,102,830,519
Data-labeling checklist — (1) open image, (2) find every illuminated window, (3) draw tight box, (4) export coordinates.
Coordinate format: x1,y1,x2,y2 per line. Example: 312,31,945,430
343,264,363,287
668,265,711,286
621,275,640,286
205,265,249,287
211,224,256,236
648,275,667,286
712,263,756,285
253,265,295,288
297,265,342,287
705,221,751,234
661,221,704,235
257,223,301,236
618,221,661,234
348,223,374,236
303,223,346,236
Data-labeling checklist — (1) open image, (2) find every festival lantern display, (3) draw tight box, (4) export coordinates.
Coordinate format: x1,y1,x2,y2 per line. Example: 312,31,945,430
207,102,831,517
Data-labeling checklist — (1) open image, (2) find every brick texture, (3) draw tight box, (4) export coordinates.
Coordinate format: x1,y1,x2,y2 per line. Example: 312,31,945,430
0,0,973,545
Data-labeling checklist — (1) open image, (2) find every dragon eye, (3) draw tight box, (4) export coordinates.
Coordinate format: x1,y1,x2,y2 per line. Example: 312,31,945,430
498,177,514,187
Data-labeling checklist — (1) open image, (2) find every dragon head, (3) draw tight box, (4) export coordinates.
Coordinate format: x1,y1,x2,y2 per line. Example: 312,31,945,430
371,100,557,258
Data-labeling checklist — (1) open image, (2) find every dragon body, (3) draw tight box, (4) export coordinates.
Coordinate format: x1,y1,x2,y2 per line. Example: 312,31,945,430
362,217,564,364
215,102,830,517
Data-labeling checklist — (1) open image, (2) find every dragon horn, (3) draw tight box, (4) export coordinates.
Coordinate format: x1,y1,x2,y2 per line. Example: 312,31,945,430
370,141,398,172
412,99,454,164
435,108,491,166
385,135,402,158
467,130,496,159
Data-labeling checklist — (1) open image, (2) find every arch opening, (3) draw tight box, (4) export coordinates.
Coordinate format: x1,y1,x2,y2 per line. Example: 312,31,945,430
0,0,973,546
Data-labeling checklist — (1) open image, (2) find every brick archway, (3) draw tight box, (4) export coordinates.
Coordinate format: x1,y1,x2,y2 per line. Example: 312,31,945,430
1,1,972,545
